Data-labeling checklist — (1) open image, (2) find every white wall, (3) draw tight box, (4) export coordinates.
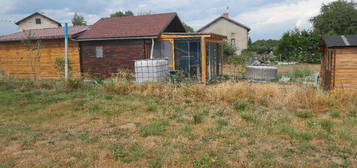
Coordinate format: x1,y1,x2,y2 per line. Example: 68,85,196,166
200,18,249,55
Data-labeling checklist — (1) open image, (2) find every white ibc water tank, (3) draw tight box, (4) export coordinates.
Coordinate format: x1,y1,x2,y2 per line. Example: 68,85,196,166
135,59,169,83
245,66,278,81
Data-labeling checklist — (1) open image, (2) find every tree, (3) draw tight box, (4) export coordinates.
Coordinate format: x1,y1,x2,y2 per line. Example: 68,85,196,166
72,12,87,26
311,0,357,35
182,23,195,32
22,31,43,79
276,29,321,63
248,37,252,47
223,41,237,62
248,39,279,54
110,10,135,17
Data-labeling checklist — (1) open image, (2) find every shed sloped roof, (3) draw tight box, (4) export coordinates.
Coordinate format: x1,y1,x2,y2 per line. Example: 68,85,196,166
322,35,357,48
76,13,180,40
198,16,251,32
0,26,90,42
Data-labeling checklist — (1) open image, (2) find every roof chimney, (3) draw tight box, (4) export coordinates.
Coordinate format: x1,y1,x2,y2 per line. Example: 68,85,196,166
223,13,229,17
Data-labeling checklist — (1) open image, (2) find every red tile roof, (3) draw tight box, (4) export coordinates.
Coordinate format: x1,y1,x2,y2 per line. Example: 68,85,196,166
76,13,178,40
0,26,89,42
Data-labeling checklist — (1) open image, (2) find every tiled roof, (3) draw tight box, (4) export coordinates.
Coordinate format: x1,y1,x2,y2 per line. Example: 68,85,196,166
0,26,90,42
323,35,357,48
76,13,178,40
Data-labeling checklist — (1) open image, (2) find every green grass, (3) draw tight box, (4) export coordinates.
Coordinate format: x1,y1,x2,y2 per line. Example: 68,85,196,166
295,110,314,119
0,78,356,168
139,120,170,137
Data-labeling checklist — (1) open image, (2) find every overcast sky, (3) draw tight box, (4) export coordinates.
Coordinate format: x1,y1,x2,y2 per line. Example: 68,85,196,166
0,0,336,41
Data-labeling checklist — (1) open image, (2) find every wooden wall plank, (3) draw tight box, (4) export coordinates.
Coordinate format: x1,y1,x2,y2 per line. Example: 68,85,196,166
0,39,81,78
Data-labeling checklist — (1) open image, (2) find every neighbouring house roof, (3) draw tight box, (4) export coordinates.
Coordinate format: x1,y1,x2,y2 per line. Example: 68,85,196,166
322,35,357,48
76,13,186,41
198,16,251,32
0,26,90,42
161,32,227,39
15,12,62,27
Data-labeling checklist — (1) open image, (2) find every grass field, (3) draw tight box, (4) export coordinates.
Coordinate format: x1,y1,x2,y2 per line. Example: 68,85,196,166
0,77,356,168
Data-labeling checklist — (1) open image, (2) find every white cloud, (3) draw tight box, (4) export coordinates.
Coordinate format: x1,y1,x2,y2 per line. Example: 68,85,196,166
236,0,335,32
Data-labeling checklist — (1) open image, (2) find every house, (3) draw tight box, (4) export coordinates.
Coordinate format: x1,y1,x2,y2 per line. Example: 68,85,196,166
0,26,89,78
320,35,357,93
0,13,226,82
198,13,250,55
16,12,62,31
76,13,227,82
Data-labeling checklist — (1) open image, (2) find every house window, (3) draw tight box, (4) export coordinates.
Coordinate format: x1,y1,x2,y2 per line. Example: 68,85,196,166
230,38,236,46
96,46,103,58
35,18,41,24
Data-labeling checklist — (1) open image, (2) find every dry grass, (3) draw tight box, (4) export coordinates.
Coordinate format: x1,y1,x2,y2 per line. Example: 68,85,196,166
0,78,356,168
278,64,321,74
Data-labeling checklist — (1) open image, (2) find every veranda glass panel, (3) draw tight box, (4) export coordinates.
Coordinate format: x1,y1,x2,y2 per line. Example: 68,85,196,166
174,40,201,80
206,42,220,81
153,40,173,65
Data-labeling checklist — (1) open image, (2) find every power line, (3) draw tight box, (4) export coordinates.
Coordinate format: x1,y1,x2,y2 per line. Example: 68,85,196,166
0,19,16,23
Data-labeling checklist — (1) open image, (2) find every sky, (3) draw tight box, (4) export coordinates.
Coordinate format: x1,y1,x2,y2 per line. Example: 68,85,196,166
0,0,337,41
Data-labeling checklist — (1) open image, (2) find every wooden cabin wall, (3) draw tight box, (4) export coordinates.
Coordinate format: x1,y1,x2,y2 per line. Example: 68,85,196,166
80,40,148,77
334,47,357,93
0,39,81,78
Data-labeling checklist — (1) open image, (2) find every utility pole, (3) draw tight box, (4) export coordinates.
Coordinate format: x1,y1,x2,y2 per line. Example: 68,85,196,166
64,23,69,81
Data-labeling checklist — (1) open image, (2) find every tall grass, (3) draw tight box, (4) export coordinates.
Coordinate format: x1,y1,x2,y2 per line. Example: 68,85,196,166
99,77,355,113
1,76,355,114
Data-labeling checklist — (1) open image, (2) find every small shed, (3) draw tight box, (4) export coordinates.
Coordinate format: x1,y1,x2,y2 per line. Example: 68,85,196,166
0,26,89,78
320,35,357,93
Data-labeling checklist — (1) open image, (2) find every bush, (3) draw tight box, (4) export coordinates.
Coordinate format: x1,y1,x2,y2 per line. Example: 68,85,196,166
64,78,84,90
233,99,250,111
223,41,237,62
228,50,250,66
320,119,334,132
193,113,204,124
276,29,321,63
54,58,73,75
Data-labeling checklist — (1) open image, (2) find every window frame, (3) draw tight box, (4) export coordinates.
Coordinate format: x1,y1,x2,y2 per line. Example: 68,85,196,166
35,18,42,24
95,46,104,58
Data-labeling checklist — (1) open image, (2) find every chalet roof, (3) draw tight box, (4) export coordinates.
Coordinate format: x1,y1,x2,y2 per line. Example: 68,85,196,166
0,26,90,42
198,16,251,32
15,12,62,27
322,35,357,48
76,13,186,41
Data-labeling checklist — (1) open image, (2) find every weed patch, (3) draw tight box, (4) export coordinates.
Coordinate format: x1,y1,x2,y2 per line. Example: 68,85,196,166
139,120,169,137
233,99,250,111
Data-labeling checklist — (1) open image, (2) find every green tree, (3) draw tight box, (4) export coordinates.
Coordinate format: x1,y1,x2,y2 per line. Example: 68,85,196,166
248,39,279,54
182,23,195,32
277,29,321,63
223,41,237,62
72,12,87,26
311,0,357,35
248,37,252,47
110,10,135,17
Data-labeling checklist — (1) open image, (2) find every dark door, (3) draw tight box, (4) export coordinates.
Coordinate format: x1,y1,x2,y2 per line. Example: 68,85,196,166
324,49,335,90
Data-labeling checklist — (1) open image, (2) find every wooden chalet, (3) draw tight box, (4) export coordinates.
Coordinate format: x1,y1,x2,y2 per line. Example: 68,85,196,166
320,35,357,93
